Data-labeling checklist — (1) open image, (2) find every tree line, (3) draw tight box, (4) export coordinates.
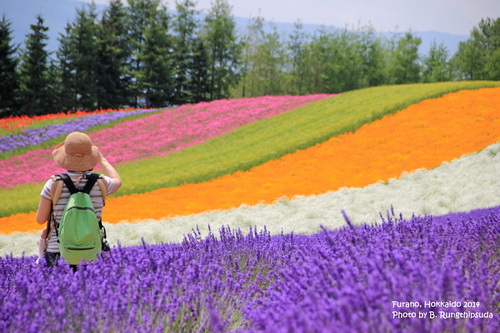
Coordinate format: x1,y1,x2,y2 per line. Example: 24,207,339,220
0,0,499,117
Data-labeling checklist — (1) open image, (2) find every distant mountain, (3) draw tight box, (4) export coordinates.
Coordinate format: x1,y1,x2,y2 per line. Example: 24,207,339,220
2,0,468,57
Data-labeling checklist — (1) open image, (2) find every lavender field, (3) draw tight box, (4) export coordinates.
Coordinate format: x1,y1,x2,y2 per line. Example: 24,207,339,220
1,206,498,332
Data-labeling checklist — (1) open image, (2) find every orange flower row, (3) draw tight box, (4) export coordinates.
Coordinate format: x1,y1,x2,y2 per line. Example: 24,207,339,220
1,88,499,234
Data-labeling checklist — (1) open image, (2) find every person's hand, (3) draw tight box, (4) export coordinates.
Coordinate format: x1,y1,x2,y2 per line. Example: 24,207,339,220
97,151,107,164
96,150,122,194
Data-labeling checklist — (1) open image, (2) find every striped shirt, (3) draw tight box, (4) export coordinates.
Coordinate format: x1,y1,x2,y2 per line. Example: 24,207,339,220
40,171,114,253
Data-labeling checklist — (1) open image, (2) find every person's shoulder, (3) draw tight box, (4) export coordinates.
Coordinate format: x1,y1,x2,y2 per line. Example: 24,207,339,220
97,173,114,194
41,175,61,199
44,175,57,187
98,174,113,184
47,174,66,185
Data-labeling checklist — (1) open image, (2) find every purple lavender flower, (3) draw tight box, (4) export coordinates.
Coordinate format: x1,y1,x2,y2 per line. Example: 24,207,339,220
0,206,498,332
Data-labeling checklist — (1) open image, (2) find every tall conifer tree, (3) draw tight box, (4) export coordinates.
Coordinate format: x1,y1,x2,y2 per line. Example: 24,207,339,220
0,15,20,117
97,0,131,108
203,0,241,100
65,4,100,110
139,7,173,107
18,15,54,115
190,37,210,102
57,23,77,111
127,0,161,107
172,0,200,104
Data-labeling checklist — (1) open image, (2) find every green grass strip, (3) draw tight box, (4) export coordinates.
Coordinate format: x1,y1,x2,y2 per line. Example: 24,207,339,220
1,81,499,218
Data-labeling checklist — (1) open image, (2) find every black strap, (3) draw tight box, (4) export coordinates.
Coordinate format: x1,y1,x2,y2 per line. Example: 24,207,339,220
58,174,78,194
45,214,53,241
82,173,100,194
58,173,100,195
99,220,107,239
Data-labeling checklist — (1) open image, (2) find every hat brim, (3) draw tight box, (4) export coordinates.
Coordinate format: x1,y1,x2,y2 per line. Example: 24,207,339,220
52,142,100,172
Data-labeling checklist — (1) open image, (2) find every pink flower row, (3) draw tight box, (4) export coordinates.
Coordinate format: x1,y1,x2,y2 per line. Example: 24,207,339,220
0,95,331,188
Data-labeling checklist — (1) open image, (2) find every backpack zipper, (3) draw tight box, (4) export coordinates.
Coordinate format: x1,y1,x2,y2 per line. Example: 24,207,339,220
66,247,96,251
66,206,96,213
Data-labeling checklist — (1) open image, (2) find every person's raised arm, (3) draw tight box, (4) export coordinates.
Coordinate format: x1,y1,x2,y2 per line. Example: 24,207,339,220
98,153,122,195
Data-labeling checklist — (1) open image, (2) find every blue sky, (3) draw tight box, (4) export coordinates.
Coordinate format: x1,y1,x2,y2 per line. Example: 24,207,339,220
2,0,481,54
85,0,500,35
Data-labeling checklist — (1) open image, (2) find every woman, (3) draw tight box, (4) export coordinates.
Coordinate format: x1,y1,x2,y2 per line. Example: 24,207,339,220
36,131,122,267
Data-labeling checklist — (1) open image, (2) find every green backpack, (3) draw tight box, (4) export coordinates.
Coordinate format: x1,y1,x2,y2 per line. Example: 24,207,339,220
56,173,103,265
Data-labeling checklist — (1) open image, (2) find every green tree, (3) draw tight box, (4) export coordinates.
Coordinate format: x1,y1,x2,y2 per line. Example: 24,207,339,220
390,32,422,84
0,15,20,117
303,28,332,93
96,0,131,108
304,27,365,93
358,25,387,87
18,15,55,115
335,28,365,92
239,15,265,97
57,23,77,111
287,20,309,95
138,7,173,107
256,22,287,95
454,18,500,80
203,0,241,100
451,30,487,80
190,37,210,102
478,18,500,80
127,0,161,107
172,0,200,104
70,4,100,110
422,41,451,82
238,16,287,96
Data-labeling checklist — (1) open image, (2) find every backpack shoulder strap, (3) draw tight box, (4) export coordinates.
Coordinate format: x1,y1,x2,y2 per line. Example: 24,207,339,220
46,174,65,240
59,173,78,195
96,178,108,206
50,175,65,207
82,173,100,194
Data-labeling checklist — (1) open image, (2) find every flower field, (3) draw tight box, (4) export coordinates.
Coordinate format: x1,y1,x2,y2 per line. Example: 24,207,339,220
0,108,160,156
0,81,499,332
0,108,133,136
0,94,329,186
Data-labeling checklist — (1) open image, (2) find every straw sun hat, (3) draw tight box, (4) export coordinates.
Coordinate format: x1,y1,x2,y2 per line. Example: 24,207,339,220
52,132,100,172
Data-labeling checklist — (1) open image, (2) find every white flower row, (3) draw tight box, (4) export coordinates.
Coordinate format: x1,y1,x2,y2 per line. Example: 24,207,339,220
2,142,499,257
